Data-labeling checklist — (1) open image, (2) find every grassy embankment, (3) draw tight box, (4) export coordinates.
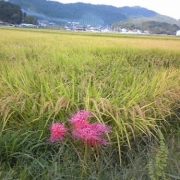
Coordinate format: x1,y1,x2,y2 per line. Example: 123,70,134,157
0,28,180,179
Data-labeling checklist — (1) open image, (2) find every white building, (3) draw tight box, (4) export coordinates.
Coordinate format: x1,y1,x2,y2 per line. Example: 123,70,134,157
176,30,180,36
20,23,36,27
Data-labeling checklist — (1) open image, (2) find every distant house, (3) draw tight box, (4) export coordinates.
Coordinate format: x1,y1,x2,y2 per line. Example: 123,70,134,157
38,20,49,27
143,30,150,34
121,28,127,32
176,30,180,36
0,20,5,25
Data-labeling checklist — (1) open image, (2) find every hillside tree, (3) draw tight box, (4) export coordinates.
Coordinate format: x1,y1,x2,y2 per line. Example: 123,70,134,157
23,15,38,25
0,1,22,24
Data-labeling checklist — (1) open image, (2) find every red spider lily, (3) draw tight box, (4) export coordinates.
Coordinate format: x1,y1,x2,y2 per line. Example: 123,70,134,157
72,124,110,146
49,123,68,143
69,110,92,129
70,110,111,146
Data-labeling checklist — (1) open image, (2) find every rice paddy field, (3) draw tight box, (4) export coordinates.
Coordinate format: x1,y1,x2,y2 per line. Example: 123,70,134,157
0,27,180,179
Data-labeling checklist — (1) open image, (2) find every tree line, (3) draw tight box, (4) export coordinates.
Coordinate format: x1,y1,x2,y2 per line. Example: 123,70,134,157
112,21,180,35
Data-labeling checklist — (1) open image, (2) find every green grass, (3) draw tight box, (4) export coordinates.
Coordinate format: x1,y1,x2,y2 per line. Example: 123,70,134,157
0,27,180,179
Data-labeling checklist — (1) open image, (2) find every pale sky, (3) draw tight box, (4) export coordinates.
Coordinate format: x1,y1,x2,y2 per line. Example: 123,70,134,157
54,0,180,20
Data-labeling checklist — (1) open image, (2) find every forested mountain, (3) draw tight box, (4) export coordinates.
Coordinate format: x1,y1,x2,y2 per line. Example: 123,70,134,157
0,1,22,24
2,0,180,35
7,0,177,26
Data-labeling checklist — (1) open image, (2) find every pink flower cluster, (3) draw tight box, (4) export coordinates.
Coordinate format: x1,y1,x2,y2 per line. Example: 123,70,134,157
49,110,111,146
69,110,110,146
49,122,68,143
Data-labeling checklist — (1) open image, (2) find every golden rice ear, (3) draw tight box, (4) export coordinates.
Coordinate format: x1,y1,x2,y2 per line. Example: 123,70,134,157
40,101,54,115
54,96,69,115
